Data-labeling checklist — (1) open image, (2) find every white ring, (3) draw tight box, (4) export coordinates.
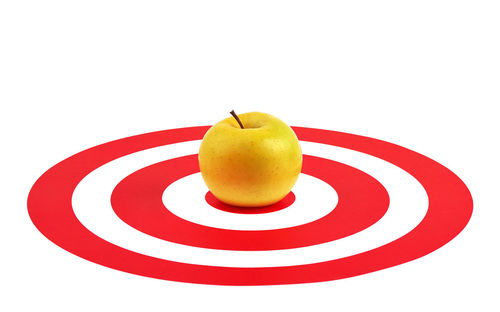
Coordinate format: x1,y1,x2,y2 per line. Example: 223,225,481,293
164,172,337,231
72,140,428,267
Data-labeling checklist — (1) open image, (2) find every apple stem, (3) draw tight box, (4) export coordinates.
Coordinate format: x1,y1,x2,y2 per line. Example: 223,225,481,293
230,110,245,129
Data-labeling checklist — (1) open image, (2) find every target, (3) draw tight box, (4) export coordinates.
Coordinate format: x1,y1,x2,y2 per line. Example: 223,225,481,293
27,126,473,285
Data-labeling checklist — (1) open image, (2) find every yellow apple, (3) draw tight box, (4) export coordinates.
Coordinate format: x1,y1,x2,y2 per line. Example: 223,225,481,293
198,111,302,207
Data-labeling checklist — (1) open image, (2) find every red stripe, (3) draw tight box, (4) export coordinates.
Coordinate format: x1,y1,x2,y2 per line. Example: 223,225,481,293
111,154,389,250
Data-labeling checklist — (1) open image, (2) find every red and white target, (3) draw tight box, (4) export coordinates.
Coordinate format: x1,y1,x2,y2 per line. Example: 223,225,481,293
27,126,473,285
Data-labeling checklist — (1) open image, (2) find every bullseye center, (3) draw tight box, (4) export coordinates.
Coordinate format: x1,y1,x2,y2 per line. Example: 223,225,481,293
205,191,296,214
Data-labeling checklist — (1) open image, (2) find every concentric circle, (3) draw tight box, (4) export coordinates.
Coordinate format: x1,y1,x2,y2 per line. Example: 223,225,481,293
111,154,389,250
72,139,426,268
205,191,296,214
27,126,473,285
162,170,337,231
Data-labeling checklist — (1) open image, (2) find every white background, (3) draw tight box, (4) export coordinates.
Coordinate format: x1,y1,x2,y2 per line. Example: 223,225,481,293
1,0,499,311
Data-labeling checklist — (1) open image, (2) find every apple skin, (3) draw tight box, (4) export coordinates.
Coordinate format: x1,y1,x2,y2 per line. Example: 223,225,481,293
198,112,302,207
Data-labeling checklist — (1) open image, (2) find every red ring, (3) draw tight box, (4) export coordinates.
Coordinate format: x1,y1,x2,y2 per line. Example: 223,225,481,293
205,191,296,214
111,154,389,250
27,126,473,285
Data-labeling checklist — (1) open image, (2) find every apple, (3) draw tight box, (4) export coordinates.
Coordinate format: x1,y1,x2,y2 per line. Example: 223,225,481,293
198,111,302,207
